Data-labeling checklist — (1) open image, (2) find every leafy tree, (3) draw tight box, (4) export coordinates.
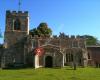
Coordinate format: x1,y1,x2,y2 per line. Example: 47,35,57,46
30,23,52,37
82,35,98,45
0,44,3,49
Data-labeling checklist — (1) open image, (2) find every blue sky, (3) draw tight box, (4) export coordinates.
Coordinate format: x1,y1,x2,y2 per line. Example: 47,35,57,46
0,0,100,43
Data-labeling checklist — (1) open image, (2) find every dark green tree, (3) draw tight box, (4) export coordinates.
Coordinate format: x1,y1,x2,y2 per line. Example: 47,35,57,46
83,35,97,45
30,23,52,37
0,44,3,49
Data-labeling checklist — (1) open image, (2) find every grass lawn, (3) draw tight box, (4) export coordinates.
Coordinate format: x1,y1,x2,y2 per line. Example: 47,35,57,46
0,67,100,80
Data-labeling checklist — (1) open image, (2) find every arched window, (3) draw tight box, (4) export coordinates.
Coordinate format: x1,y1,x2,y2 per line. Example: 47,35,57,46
66,53,73,62
70,54,73,62
14,19,21,30
66,54,69,62
88,53,91,59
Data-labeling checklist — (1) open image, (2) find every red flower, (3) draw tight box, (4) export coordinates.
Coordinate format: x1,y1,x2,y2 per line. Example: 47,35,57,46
34,47,44,56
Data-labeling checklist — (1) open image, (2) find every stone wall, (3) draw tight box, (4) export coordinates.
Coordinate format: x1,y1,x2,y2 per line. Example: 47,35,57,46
87,46,100,67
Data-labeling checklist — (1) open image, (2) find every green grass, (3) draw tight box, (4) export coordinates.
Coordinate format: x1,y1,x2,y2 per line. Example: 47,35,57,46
0,67,100,80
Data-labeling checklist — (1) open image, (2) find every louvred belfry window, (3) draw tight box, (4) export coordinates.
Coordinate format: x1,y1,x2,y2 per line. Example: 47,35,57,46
34,47,44,56
14,19,21,30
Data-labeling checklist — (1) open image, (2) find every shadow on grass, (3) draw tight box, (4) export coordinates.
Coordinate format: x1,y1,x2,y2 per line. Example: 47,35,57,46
70,77,81,80
1,67,34,70
52,67,62,69
66,68,74,70
43,67,62,69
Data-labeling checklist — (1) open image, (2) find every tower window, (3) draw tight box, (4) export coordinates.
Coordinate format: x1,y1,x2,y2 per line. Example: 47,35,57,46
14,19,21,30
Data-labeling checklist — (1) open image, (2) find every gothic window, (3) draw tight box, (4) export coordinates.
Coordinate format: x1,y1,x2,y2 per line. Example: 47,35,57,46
32,40,35,49
32,40,38,49
73,41,78,47
66,53,73,62
70,54,73,62
88,53,91,59
14,19,21,30
66,54,69,62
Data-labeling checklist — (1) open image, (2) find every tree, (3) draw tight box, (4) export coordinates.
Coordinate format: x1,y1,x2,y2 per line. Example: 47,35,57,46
82,35,98,45
30,23,52,37
0,44,3,49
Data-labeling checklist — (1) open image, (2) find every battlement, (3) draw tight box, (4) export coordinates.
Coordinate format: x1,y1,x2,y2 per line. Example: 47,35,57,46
30,34,86,41
6,10,28,16
58,33,85,39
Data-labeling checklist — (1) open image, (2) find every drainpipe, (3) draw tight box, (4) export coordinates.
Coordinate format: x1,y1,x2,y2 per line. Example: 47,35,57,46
62,53,64,67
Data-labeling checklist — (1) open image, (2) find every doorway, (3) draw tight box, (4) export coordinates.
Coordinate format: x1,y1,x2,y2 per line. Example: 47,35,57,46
45,56,53,68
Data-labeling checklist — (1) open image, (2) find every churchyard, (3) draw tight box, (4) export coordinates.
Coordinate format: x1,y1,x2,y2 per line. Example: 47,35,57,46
0,67,100,80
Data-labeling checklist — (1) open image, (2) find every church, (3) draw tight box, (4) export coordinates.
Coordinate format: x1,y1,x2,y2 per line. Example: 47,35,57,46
1,10,100,69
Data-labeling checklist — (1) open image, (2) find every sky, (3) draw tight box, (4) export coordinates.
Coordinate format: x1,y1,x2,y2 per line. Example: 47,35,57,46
0,0,100,43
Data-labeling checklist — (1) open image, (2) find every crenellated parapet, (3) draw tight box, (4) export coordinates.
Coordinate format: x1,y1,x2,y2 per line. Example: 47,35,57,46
29,34,86,49
6,10,28,17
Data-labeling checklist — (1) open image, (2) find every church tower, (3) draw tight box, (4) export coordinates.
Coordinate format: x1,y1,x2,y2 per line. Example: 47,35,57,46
4,10,29,48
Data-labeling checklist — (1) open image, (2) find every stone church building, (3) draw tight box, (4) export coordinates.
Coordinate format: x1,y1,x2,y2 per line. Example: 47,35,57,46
0,10,91,68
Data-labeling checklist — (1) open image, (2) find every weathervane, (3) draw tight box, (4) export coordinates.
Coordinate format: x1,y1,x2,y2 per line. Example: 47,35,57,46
18,0,21,11
0,28,3,38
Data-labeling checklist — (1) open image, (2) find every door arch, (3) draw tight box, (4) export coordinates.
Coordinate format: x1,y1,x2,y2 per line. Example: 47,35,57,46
45,56,53,68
